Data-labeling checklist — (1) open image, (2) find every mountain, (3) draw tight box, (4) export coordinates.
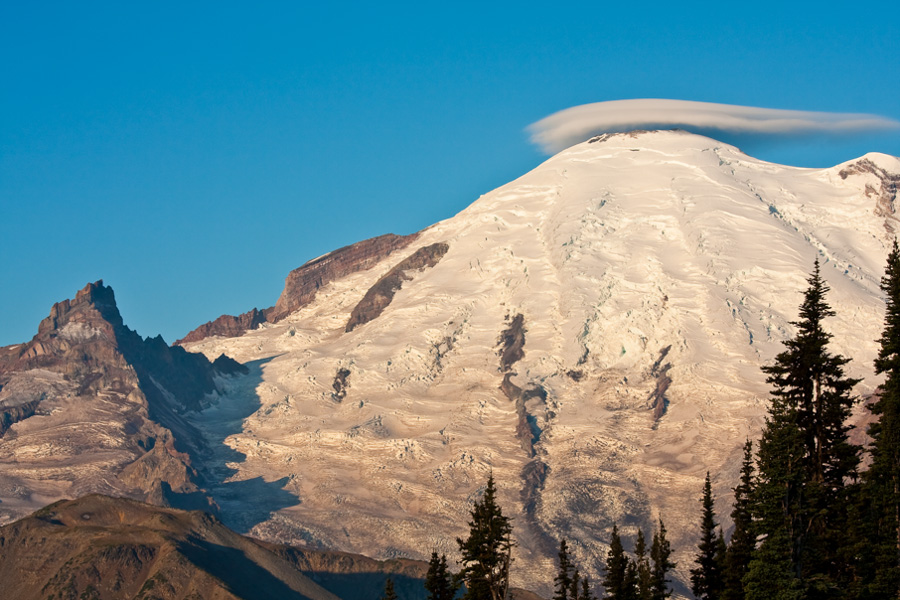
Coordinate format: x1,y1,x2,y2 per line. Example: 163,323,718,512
0,281,245,520
176,130,900,595
0,494,332,600
0,494,544,600
3,130,899,597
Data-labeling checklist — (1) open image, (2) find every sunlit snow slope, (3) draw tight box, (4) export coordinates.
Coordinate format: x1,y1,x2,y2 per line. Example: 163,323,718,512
184,130,900,595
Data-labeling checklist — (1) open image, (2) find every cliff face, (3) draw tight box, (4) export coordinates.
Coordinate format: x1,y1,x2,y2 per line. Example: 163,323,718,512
272,233,420,322
176,307,268,345
345,242,449,332
0,281,244,524
175,233,419,344
839,157,900,233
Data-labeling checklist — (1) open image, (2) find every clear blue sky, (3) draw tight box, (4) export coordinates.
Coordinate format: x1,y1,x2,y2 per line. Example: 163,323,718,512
2,1,899,346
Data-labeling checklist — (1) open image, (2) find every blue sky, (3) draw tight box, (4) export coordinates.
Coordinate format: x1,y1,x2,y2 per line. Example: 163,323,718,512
2,1,899,346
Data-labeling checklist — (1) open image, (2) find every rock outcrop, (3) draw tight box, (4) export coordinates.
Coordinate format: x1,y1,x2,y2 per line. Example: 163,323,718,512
274,233,421,322
176,307,268,345
345,242,449,332
176,233,420,345
840,157,900,233
0,281,244,523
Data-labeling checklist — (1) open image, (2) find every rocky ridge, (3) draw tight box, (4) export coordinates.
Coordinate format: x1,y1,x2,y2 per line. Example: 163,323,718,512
0,281,244,522
176,233,420,345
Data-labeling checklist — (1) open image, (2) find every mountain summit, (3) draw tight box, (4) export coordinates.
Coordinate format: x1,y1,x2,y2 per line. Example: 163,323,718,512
4,130,899,596
178,130,900,594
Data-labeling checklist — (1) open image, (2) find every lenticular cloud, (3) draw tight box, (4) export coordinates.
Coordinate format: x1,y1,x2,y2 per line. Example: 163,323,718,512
528,99,900,154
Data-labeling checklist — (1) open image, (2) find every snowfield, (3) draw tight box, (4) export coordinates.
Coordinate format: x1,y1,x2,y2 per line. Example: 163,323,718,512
183,130,900,596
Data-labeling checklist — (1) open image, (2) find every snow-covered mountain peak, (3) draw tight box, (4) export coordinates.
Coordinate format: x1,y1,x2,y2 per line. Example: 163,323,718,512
181,135,900,596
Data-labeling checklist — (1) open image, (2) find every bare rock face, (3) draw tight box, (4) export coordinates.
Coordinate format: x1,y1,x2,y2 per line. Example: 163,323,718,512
0,281,244,524
275,233,421,323
345,242,449,332
176,307,268,345
840,158,900,233
175,233,419,345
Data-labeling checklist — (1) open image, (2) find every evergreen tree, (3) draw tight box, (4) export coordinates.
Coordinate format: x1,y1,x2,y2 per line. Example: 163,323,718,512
426,551,457,600
602,525,628,599
554,539,574,600
650,518,674,600
571,567,581,600
634,529,652,600
723,440,755,600
382,577,399,600
457,474,514,600
581,577,596,600
691,472,724,600
715,531,727,590
746,260,861,599
863,239,900,598
623,560,639,600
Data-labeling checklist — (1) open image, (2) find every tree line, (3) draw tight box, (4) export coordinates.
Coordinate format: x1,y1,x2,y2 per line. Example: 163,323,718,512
687,249,900,600
383,246,900,600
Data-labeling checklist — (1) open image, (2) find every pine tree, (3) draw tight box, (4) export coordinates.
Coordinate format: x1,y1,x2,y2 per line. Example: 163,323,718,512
623,560,639,600
571,567,581,600
554,539,574,600
382,577,399,600
723,440,755,600
426,551,457,600
650,518,674,600
863,240,900,598
635,529,652,600
715,531,727,589
457,474,514,600
747,260,861,598
581,577,596,600
691,472,724,600
602,524,628,599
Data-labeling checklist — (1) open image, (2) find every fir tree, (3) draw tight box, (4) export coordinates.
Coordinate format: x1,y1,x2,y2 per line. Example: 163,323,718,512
650,518,674,600
602,525,628,599
691,472,724,600
862,240,900,598
571,567,581,600
457,474,514,600
623,560,639,600
426,551,457,600
715,531,727,589
554,539,574,600
747,260,861,598
382,577,399,600
581,577,596,600
723,440,755,600
635,529,652,600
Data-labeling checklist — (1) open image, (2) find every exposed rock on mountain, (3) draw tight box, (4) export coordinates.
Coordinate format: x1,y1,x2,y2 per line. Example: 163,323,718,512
345,242,449,332
180,131,900,596
176,307,269,345
273,233,421,322
0,281,245,523
839,157,899,232
176,233,420,344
